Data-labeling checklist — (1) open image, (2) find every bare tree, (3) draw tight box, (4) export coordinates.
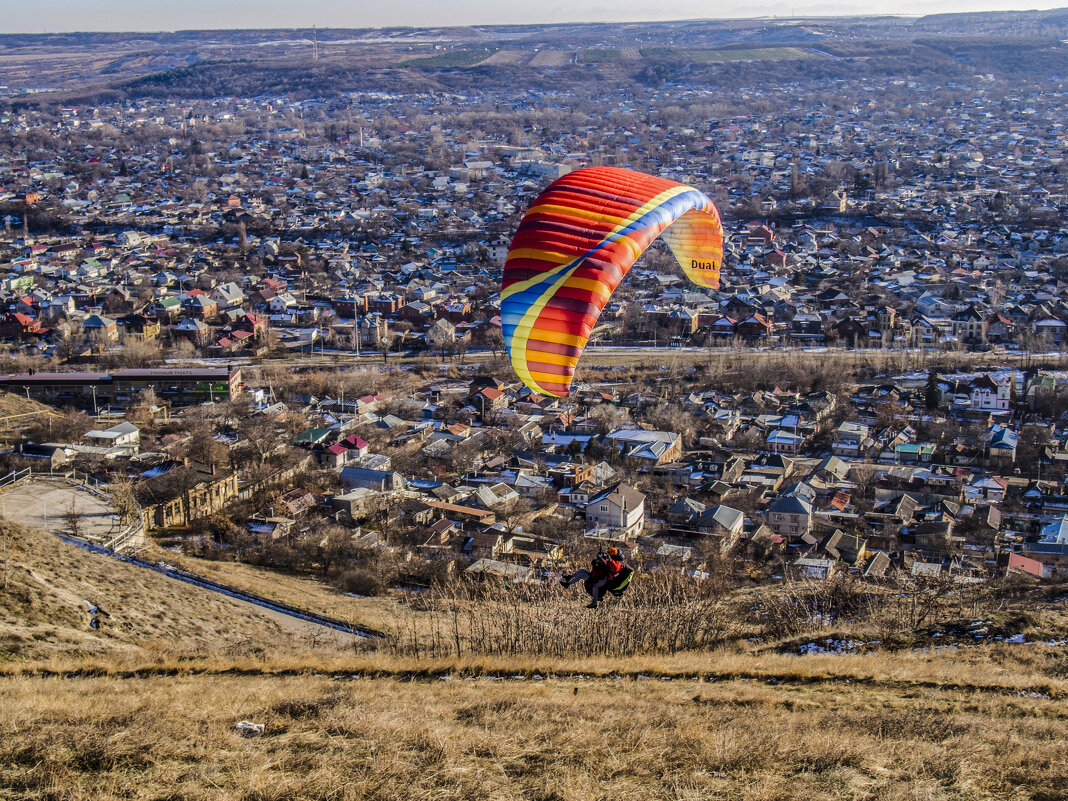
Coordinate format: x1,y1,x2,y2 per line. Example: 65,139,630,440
481,325,504,357
108,479,139,526
180,419,230,467
62,498,85,538
586,403,631,436
28,408,92,443
374,329,394,364
497,497,534,534
54,322,84,363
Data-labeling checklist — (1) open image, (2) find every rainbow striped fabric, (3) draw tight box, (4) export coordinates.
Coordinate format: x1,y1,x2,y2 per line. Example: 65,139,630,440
501,166,723,397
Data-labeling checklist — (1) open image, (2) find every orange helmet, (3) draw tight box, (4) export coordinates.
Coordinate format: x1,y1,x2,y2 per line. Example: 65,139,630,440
607,547,620,557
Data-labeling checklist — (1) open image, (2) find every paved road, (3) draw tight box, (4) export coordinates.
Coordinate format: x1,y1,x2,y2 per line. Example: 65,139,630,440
173,346,1068,372
0,479,118,540
57,532,379,645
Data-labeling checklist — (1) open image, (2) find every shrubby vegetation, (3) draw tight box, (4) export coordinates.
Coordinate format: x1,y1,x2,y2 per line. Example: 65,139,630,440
385,566,1060,659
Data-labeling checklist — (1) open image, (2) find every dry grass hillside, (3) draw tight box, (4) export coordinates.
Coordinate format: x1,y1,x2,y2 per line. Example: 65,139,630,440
1,653,1065,801
166,552,400,634
2,521,1066,800
0,522,349,663
0,391,55,420
0,390,56,443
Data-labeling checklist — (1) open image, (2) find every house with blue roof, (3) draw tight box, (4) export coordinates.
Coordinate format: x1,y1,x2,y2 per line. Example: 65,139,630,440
766,429,805,455
987,425,1018,464
605,428,682,464
1039,516,1068,544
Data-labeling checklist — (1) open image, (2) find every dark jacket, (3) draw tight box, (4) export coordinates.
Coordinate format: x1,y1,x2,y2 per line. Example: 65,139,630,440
590,556,623,580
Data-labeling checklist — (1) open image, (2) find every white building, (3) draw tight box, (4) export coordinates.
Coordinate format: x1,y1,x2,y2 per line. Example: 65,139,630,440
83,421,140,452
970,373,1012,412
585,483,645,538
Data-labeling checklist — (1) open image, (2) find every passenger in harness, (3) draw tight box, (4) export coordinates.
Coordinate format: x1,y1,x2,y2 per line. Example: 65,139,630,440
560,547,634,608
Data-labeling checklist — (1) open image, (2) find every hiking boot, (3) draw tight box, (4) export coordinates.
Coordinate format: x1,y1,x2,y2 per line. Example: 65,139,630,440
586,601,598,609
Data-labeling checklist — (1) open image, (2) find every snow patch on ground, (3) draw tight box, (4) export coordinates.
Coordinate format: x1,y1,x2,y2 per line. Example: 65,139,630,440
797,638,864,655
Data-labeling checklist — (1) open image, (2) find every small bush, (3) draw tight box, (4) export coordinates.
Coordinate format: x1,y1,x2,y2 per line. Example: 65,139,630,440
389,569,741,658
337,569,385,597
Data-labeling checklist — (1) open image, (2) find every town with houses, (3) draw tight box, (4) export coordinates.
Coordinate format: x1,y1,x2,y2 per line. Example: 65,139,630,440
5,12,1068,801
1,38,1068,594
5,11,1068,801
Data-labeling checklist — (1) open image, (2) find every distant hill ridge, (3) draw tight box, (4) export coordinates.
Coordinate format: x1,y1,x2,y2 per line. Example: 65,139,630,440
4,10,1068,103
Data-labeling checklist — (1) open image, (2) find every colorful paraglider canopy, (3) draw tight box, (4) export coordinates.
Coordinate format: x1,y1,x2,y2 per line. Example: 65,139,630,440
501,166,723,397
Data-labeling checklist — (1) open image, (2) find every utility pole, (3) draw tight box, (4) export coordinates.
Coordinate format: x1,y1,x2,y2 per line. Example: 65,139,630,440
313,26,319,61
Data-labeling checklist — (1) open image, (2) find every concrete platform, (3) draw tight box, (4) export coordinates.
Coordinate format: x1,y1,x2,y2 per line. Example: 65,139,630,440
0,479,118,540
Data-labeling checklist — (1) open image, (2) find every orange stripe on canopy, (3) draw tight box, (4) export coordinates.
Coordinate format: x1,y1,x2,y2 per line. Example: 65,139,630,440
501,166,723,396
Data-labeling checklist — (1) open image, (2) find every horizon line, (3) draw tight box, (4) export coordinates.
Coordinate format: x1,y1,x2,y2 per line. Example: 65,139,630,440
6,10,1036,38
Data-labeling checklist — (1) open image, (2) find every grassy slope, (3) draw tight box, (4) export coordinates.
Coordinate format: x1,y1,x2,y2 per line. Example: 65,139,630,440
165,552,401,634
3,525,1067,799
640,46,814,61
0,391,55,421
1,657,1065,801
0,523,344,663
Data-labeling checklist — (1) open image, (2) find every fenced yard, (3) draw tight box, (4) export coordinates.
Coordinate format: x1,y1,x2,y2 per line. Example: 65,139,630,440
0,478,118,541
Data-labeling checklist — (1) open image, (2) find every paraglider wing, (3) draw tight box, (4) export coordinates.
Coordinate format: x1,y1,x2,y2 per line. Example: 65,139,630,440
501,166,723,397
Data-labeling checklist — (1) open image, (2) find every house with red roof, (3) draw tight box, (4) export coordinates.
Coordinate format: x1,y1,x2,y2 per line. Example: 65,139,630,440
234,313,267,338
319,434,370,468
0,312,41,339
735,313,773,340
474,386,509,421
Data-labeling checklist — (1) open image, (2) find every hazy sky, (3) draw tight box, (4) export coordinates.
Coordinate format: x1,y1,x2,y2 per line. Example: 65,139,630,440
5,0,1067,33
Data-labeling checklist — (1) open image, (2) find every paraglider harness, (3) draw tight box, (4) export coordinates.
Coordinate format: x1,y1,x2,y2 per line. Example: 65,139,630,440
585,550,634,599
